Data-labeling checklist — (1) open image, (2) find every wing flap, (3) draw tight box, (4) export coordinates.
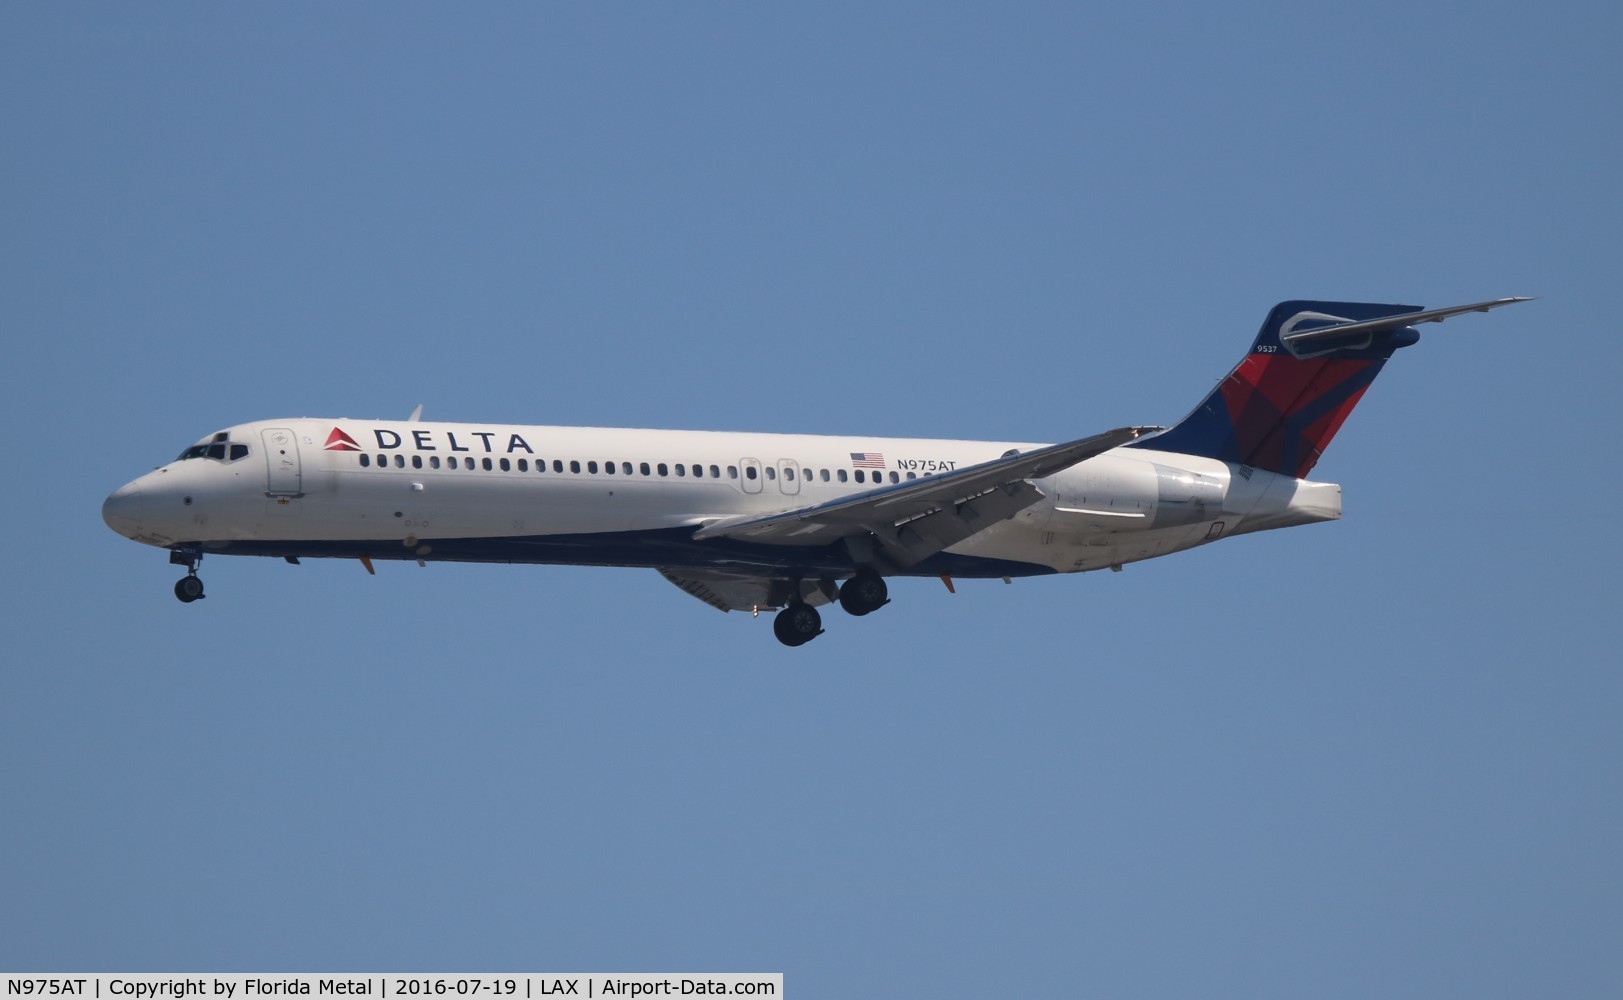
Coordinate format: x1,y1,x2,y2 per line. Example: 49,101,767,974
656,568,832,613
868,480,1046,565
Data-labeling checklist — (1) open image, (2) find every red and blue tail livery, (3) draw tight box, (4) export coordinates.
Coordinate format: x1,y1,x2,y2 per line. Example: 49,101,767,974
1133,298,1526,479
103,296,1529,646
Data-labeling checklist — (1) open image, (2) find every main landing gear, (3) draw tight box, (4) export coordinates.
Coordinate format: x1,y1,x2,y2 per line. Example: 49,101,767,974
171,550,205,603
772,571,892,646
838,570,889,616
773,602,823,647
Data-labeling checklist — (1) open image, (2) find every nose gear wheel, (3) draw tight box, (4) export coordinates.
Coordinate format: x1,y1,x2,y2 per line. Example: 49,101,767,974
174,574,205,603
171,549,205,603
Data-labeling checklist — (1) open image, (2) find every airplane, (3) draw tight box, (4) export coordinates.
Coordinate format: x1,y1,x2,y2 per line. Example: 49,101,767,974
102,296,1528,646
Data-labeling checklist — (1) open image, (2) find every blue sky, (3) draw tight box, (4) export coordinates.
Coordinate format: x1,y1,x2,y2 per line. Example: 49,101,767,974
3,2,1620,996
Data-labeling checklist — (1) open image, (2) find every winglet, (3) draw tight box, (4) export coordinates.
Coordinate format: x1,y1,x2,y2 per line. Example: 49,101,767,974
407,404,424,422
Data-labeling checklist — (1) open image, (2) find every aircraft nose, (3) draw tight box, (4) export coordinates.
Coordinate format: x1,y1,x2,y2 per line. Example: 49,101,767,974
102,481,145,536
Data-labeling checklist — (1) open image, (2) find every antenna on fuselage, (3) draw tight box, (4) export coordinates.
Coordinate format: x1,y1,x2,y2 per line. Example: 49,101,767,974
407,404,423,422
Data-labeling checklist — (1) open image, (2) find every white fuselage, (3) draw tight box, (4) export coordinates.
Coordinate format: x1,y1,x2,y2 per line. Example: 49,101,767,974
102,418,1341,579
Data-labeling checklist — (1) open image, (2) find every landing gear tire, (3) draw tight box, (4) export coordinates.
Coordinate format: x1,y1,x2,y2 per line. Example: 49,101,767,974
174,575,205,603
773,603,823,647
838,571,889,616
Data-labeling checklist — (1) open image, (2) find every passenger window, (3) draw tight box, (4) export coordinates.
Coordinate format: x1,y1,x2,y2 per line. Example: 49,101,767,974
907,471,917,480
554,460,564,473
499,458,510,471
820,469,829,482
658,463,668,476
230,444,249,461
360,454,371,468
766,467,776,481
587,461,598,474
675,464,686,477
464,457,475,470
395,455,406,469
784,467,795,481
481,457,493,471
692,464,702,478
838,470,848,483
431,456,441,469
890,472,899,483
745,466,756,480
640,462,651,476
570,460,581,473
708,465,720,478
855,470,865,483
620,462,631,475
728,466,738,479
517,458,528,471
412,455,423,469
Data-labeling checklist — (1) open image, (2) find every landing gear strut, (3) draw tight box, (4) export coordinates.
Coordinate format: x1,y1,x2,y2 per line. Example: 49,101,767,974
838,570,889,616
171,550,205,603
773,602,823,647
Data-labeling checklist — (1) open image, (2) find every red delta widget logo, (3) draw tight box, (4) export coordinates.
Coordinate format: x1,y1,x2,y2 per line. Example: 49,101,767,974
323,427,361,451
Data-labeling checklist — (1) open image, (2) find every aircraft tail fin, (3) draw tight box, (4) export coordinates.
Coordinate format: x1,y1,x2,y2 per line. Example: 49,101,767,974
1131,297,1529,478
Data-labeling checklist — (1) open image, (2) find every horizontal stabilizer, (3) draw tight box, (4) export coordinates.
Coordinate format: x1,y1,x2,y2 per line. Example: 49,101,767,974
1281,297,1533,351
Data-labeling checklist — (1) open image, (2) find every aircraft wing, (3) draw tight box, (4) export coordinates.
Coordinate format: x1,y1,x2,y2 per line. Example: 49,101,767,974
692,426,1156,570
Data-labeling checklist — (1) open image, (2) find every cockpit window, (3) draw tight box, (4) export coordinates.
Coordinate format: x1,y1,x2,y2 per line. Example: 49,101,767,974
177,437,251,463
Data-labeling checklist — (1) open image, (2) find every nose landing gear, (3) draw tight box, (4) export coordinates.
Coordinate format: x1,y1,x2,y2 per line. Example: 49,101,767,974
171,549,205,603
174,574,205,603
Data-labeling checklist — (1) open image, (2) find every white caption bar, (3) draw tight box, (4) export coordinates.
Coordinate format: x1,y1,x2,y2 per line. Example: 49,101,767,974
1,976,782,1000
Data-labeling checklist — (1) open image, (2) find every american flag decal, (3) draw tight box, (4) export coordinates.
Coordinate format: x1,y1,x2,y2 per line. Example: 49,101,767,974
849,452,885,469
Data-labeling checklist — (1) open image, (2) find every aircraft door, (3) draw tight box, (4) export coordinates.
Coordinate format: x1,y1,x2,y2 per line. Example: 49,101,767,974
778,459,801,496
261,427,303,496
740,458,763,494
